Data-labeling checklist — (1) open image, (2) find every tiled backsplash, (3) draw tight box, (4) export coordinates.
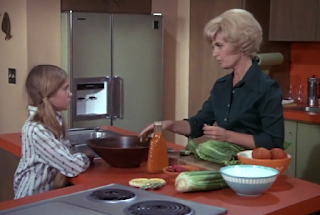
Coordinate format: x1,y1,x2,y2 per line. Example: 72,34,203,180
289,42,320,103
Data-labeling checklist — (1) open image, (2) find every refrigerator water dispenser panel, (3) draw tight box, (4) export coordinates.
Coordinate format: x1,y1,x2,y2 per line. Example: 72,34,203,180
76,83,107,116
72,77,110,121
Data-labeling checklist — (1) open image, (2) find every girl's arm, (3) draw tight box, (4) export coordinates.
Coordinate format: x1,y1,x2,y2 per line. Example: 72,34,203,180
30,126,91,177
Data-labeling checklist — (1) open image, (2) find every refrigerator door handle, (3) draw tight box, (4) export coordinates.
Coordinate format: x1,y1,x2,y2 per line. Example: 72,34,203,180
106,76,112,119
112,76,124,119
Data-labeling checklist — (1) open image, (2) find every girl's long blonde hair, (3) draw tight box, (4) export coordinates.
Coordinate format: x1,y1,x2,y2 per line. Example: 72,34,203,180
25,65,68,139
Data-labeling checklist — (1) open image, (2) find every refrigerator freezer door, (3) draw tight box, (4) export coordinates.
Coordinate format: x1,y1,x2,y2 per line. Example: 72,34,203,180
72,12,112,78
111,14,163,133
71,12,112,128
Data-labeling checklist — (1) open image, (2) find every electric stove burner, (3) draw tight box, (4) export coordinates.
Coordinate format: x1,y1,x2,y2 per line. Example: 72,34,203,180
123,200,194,215
88,189,136,201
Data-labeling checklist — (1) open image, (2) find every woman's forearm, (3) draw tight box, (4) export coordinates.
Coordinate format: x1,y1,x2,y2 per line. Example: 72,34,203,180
167,120,191,136
226,130,256,149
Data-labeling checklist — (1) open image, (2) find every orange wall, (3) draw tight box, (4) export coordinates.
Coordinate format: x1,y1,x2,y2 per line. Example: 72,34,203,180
289,42,320,104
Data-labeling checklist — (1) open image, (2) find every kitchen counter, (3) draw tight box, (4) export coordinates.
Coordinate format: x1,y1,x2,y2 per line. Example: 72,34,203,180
283,108,320,124
1,111,318,157
1,126,320,215
0,160,320,215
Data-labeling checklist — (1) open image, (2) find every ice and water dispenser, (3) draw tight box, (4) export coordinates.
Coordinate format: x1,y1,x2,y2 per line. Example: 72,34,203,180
71,76,123,121
72,77,110,120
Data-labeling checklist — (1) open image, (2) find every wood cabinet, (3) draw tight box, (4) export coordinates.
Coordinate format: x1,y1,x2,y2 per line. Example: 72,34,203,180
296,122,320,184
284,120,297,177
188,0,291,139
269,0,320,41
61,0,152,14
0,148,19,202
317,3,320,40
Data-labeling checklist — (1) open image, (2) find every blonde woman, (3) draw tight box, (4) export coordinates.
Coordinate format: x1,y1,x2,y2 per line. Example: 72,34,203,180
14,65,93,199
140,9,284,150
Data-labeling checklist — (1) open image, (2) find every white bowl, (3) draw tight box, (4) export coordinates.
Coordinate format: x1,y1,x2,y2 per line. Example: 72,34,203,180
220,165,279,197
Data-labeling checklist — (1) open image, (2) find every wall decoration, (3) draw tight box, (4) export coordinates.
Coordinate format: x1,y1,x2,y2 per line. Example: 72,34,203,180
1,12,12,40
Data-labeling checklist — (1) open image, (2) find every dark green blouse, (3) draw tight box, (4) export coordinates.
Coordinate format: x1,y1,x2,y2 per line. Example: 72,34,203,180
187,60,284,149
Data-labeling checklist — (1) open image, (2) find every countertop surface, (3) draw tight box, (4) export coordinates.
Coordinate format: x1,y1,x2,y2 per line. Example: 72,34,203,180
283,106,320,124
1,126,320,215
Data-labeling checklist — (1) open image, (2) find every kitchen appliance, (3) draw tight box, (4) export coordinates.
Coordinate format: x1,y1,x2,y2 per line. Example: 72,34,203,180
61,11,163,133
307,75,320,106
256,52,284,75
0,184,228,215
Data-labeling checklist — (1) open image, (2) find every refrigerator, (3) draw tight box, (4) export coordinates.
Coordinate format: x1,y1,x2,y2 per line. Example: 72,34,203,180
61,12,163,133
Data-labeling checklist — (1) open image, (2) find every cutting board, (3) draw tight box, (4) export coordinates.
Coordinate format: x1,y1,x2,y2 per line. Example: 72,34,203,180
168,152,223,170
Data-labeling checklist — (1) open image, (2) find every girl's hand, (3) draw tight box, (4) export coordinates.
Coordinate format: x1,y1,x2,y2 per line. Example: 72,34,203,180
83,150,95,165
53,172,67,189
203,124,229,142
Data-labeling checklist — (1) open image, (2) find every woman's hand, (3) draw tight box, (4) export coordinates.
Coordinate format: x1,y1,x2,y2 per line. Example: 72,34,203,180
139,120,173,141
203,124,229,142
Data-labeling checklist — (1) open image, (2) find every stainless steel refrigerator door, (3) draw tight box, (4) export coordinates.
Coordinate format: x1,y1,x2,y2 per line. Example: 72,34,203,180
111,14,163,133
72,12,112,78
71,12,112,128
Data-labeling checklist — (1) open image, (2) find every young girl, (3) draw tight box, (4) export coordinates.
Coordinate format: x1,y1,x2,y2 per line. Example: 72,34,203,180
13,65,93,199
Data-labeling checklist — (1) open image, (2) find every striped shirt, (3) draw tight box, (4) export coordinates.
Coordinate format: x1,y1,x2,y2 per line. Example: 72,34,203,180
13,106,90,199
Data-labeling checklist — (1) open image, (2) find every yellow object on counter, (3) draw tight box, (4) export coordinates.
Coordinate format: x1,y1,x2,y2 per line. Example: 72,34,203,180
129,178,166,188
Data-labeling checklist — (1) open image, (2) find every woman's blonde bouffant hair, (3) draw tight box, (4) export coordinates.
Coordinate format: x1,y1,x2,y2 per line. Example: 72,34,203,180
204,9,263,58
25,65,68,140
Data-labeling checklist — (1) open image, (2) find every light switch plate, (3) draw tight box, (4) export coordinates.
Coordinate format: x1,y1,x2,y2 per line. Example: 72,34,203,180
8,68,16,84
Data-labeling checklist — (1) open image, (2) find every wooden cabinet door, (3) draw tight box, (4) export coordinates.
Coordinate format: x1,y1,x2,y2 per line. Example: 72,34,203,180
61,0,152,14
316,0,320,40
269,0,318,41
296,122,320,184
284,120,297,177
108,0,151,14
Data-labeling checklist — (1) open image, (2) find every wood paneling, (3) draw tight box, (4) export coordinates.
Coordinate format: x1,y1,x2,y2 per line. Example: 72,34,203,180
188,0,242,117
188,0,243,143
317,0,320,40
269,0,318,41
61,0,152,14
